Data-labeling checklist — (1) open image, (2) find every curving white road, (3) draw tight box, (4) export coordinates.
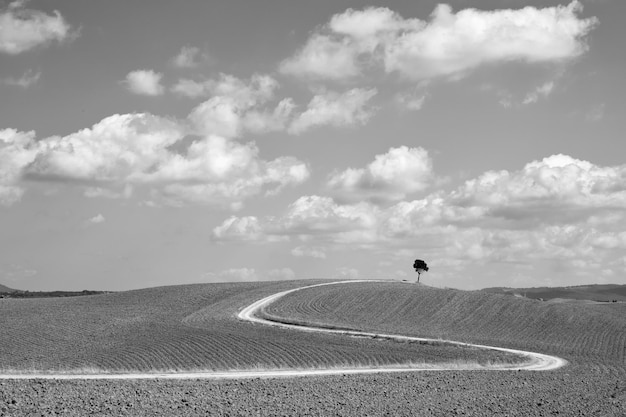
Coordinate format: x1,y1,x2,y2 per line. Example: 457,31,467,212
0,280,567,380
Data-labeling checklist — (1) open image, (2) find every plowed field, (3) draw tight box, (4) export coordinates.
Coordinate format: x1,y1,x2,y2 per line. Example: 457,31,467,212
0,280,518,374
1,280,624,416
263,281,626,368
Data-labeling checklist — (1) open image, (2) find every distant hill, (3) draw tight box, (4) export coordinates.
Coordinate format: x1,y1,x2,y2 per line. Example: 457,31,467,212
482,284,626,302
0,283,16,293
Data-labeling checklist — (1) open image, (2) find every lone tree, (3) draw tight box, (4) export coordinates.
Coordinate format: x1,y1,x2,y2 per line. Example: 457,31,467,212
413,259,429,283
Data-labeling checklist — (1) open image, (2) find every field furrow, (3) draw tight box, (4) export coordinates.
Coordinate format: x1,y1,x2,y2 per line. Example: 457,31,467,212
0,280,529,374
263,282,626,367
1,280,625,416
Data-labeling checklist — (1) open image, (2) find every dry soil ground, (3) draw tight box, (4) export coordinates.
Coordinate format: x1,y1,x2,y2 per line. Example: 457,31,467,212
1,280,624,416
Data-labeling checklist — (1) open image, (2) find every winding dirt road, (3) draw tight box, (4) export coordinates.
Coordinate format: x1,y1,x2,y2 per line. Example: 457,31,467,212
0,280,567,380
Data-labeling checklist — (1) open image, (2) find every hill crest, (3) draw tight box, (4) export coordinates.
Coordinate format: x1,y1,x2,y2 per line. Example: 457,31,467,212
482,283,626,302
0,283,16,293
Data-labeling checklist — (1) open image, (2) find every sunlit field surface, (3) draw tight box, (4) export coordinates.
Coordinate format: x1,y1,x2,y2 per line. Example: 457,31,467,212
0,280,520,373
0,280,624,416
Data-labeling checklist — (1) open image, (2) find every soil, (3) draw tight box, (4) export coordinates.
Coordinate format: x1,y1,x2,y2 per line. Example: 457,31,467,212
2,281,624,416
1,364,624,416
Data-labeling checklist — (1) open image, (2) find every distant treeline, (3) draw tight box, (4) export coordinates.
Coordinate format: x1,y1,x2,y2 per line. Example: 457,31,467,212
0,290,110,299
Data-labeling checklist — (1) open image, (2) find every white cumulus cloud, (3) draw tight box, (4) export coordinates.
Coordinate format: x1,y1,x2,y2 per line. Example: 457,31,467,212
171,46,210,68
327,146,434,204
27,113,184,182
280,2,596,81
0,128,38,205
0,1,75,54
280,34,362,80
288,88,377,134
212,216,261,241
87,214,105,224
449,154,626,227
4,110,309,208
124,70,165,96
186,73,282,138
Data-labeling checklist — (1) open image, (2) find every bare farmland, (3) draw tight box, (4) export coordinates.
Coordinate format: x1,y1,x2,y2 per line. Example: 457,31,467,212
263,281,626,367
1,280,624,416
0,280,519,374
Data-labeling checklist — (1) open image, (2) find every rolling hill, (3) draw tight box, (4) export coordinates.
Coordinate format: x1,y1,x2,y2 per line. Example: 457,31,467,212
0,283,15,293
482,284,626,302
0,280,518,373
1,279,625,416
262,281,626,367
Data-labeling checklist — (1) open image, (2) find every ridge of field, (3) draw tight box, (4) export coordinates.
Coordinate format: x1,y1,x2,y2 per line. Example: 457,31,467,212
262,281,626,369
0,280,522,373
483,283,626,302
0,283,15,293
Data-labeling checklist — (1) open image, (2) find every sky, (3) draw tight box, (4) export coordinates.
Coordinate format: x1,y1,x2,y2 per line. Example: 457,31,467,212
1,0,625,291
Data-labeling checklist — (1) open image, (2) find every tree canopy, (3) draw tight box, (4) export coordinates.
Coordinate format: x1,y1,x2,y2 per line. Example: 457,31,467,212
413,259,429,283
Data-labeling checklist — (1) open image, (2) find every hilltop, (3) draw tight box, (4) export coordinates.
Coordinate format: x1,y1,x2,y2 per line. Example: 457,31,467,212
482,283,626,302
264,281,626,366
0,283,16,293
0,283,109,299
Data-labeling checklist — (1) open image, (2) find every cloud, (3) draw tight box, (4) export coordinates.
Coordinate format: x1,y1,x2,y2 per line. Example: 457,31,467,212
0,0,75,54
280,2,597,81
395,91,427,111
5,111,309,208
268,268,296,280
213,153,626,285
335,267,359,279
211,268,258,281
27,113,184,181
279,34,362,80
1,69,40,88
207,267,296,282
218,195,379,244
327,146,434,204
0,128,38,206
291,246,326,259
288,88,377,134
170,79,208,99
216,153,626,243
384,2,596,80
153,139,310,207
279,195,378,238
448,154,626,227
242,98,296,134
176,72,277,102
178,75,375,137
171,46,210,68
124,70,165,96
84,185,133,199
212,216,261,241
585,103,605,122
87,213,105,224
522,81,555,105
186,73,282,137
